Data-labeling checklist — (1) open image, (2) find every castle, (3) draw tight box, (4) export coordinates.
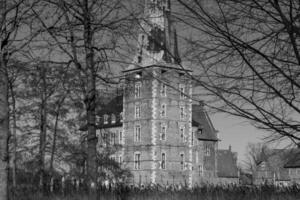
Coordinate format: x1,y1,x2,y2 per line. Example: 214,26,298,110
95,0,220,187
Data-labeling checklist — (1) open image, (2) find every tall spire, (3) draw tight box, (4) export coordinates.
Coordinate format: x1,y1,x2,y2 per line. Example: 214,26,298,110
134,0,181,67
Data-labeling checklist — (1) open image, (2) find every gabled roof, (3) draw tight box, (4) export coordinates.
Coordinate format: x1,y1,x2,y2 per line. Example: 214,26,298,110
192,104,219,142
217,148,239,178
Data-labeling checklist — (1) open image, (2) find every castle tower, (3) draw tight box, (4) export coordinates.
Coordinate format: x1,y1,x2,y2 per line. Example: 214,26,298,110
123,0,193,186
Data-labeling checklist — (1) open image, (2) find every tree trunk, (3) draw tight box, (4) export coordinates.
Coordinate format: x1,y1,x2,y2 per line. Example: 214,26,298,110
39,66,47,195
9,82,17,188
0,54,9,200
83,0,98,194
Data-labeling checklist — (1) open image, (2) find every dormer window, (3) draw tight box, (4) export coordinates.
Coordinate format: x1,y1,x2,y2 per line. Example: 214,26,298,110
198,125,203,134
104,114,108,124
120,112,123,122
96,115,101,124
111,114,116,124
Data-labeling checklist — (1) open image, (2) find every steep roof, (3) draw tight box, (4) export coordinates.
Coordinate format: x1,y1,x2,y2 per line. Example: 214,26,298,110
284,149,300,168
79,95,123,131
97,95,123,115
192,104,219,141
217,148,239,178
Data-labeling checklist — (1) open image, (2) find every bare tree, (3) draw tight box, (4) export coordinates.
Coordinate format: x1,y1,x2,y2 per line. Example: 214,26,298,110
175,0,300,145
0,0,38,198
244,143,269,174
0,44,9,200
30,0,138,194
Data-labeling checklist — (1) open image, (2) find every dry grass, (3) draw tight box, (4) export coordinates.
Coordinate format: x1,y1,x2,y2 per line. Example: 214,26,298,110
11,185,300,200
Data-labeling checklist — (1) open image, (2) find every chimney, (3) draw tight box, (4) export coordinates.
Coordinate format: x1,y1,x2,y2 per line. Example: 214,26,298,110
229,145,232,152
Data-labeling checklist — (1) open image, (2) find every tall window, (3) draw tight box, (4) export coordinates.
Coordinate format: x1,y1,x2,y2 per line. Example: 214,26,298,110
199,164,203,176
135,82,141,98
161,104,166,117
135,105,141,119
180,106,185,120
195,151,199,163
161,153,166,169
110,132,116,145
179,84,185,99
180,126,185,142
205,145,210,156
180,153,185,170
119,130,123,144
134,152,141,170
161,124,166,141
135,125,141,142
191,131,194,146
161,83,167,97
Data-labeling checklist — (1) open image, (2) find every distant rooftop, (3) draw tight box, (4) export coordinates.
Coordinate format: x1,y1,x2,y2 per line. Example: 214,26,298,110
217,147,239,178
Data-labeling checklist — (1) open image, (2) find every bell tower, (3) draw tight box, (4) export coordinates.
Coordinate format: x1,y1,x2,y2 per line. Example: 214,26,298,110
133,0,181,67
123,0,193,186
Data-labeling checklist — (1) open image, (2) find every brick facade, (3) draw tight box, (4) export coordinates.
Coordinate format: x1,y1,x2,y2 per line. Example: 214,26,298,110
93,0,220,187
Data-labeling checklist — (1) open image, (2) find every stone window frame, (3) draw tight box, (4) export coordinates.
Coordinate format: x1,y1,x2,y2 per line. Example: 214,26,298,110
134,124,141,142
160,103,166,117
160,123,167,141
180,106,185,120
161,152,166,170
135,104,141,119
191,130,194,146
134,152,141,170
205,145,210,156
135,82,142,98
119,130,123,144
110,132,116,145
180,126,185,142
160,83,167,97
199,164,203,176
180,152,185,171
179,83,185,99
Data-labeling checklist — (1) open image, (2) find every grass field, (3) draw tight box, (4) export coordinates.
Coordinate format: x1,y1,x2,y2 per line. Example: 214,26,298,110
10,184,300,200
